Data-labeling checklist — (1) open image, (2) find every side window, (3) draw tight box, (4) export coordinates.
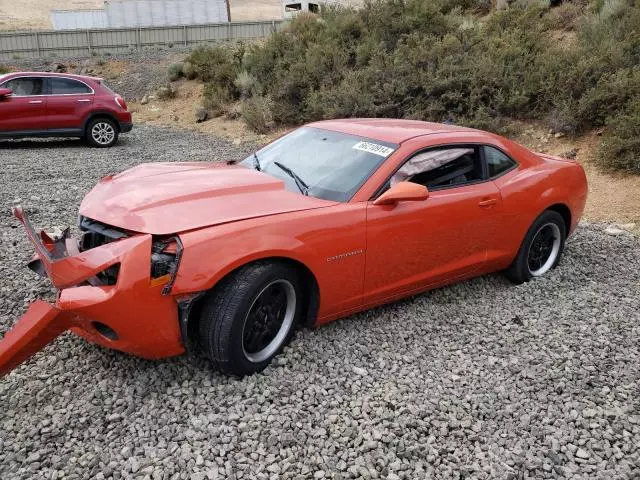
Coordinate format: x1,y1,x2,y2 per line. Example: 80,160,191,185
3,77,44,96
50,78,92,95
391,146,484,190
485,146,516,178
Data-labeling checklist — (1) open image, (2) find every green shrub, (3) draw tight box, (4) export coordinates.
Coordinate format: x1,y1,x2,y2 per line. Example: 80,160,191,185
0,64,10,74
167,63,184,81
184,45,241,95
596,99,640,174
186,0,640,173
202,83,232,117
234,70,258,98
183,61,197,80
156,84,177,100
242,96,274,133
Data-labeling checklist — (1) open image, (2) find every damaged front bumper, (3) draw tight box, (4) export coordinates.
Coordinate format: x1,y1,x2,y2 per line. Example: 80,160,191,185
0,207,184,377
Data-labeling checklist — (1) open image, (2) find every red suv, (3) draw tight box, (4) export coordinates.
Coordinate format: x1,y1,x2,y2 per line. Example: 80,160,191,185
0,72,132,148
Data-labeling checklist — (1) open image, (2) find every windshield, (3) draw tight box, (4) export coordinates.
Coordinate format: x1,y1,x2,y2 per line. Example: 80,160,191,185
240,127,397,202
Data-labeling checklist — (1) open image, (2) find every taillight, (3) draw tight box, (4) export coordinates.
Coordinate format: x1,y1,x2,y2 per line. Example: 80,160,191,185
114,96,128,110
150,237,183,295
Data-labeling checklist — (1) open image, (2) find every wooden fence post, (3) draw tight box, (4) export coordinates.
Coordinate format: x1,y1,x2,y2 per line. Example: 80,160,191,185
183,25,187,46
86,29,92,56
34,31,41,57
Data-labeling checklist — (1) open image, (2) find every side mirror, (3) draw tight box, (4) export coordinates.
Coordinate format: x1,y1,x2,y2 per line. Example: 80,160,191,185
0,88,12,98
373,181,429,206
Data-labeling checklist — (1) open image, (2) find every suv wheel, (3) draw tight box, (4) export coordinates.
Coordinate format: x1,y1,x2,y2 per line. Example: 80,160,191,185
86,118,119,148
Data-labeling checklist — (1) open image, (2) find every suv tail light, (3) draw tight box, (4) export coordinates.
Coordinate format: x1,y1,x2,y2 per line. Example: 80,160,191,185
115,96,128,110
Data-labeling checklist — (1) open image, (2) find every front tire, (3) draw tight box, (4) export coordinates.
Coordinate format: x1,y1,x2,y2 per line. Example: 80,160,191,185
86,118,119,148
198,262,302,376
505,210,566,284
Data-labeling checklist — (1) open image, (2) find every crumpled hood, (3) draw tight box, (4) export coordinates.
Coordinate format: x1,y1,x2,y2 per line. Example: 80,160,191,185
79,162,336,234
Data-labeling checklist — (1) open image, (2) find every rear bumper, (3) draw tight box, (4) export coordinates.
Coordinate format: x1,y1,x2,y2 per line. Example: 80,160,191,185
119,121,133,133
0,207,184,376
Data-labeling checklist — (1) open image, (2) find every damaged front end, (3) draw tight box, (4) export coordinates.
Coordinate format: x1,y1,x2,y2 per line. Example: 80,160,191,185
0,207,185,377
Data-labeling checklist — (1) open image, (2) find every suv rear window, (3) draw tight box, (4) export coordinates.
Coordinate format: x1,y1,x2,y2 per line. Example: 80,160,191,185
50,78,92,95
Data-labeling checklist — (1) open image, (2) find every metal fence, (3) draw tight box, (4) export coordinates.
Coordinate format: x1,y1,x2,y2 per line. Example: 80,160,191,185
0,21,284,60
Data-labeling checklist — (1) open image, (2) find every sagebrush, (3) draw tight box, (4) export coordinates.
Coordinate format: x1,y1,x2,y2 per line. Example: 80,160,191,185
188,0,640,173
167,63,184,81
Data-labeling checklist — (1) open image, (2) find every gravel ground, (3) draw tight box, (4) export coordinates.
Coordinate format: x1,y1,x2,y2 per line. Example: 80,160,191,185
1,125,639,480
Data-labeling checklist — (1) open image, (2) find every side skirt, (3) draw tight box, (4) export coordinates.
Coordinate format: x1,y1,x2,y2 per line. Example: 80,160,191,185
0,128,84,139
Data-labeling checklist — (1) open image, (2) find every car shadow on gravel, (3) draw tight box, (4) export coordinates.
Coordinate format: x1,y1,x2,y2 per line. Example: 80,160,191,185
0,137,133,149
0,139,85,149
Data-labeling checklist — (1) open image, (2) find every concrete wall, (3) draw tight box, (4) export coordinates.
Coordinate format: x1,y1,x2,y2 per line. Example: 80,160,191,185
51,0,230,30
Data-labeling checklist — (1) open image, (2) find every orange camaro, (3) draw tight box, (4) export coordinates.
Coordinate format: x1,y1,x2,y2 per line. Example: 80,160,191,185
0,119,588,376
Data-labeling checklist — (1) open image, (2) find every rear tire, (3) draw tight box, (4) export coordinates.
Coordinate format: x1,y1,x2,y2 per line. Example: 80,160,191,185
198,261,302,376
86,118,118,148
505,210,566,284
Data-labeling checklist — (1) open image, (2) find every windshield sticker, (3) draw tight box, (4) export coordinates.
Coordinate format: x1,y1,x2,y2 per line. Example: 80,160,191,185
352,141,395,157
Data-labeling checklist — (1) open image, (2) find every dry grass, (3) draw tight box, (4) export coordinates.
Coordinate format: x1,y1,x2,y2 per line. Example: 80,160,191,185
129,80,285,145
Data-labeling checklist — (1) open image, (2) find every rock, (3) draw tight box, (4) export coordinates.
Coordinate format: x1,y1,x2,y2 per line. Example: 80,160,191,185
140,95,149,105
554,132,565,138
195,107,209,123
561,149,578,159
604,226,626,236
575,448,590,460
617,223,636,231
352,366,368,376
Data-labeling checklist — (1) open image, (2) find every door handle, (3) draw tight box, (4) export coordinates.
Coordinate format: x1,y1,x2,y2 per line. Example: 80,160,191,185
478,198,497,208
77,99,91,103
28,100,43,104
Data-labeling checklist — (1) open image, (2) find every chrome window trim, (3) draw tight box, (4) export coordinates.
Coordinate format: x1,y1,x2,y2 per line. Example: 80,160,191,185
0,75,95,97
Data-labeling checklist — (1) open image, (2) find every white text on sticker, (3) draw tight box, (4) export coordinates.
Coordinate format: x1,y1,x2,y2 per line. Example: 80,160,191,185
352,141,395,157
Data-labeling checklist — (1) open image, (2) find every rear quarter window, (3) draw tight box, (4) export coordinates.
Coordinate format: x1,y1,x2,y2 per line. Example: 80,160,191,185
485,146,517,178
50,78,92,95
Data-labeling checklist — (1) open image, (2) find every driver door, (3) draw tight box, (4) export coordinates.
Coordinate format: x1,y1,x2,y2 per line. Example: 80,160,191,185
0,76,47,132
363,145,503,306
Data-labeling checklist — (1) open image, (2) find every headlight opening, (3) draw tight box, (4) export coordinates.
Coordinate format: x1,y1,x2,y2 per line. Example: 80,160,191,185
150,237,183,295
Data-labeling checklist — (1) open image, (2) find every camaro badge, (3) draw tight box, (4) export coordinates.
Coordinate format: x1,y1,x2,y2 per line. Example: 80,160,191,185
327,249,364,262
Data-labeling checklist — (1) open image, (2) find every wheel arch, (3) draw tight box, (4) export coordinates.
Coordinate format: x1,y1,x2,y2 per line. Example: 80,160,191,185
83,111,122,133
182,256,321,352
547,203,571,234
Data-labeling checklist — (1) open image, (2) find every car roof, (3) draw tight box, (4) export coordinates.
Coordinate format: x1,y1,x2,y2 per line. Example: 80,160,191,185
3,71,102,83
307,118,476,144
